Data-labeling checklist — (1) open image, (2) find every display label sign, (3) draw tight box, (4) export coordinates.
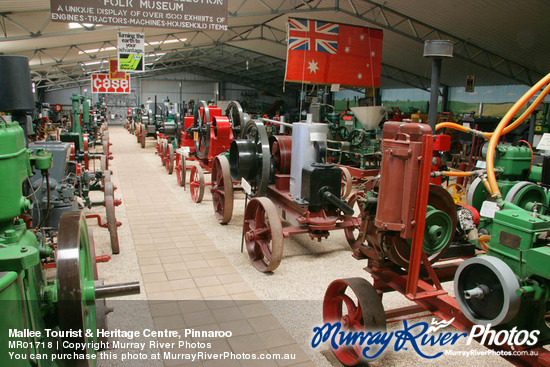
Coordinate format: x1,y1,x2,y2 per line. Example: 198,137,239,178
118,32,144,72
109,59,127,79
536,133,550,151
91,73,130,94
50,0,228,30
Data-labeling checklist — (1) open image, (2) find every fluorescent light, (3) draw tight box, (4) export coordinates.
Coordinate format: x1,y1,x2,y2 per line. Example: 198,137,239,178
69,23,102,29
79,46,116,55
147,39,184,45
83,61,103,66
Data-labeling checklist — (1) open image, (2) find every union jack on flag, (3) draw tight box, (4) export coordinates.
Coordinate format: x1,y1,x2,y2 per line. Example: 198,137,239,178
288,19,339,54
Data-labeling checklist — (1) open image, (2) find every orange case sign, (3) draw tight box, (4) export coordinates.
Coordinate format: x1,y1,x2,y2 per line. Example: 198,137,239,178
91,73,130,94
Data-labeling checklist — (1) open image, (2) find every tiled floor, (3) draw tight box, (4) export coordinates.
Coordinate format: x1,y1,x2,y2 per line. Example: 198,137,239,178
110,126,315,367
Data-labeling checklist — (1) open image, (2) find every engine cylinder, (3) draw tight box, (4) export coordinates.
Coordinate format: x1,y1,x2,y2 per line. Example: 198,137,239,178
375,122,432,238
289,123,329,200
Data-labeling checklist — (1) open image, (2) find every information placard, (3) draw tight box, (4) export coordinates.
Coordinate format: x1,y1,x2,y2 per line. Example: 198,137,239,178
50,0,228,30
118,32,144,72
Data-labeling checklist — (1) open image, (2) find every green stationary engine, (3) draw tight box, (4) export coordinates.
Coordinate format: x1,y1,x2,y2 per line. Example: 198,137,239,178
456,134,550,345
467,144,549,213
455,200,550,344
0,55,139,366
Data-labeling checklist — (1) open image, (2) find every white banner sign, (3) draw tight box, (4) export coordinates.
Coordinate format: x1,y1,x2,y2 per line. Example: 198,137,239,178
118,31,145,72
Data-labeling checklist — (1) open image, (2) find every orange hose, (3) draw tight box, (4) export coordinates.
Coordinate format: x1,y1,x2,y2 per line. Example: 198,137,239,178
478,235,491,251
486,73,550,197
435,122,471,133
442,171,472,177
518,139,534,176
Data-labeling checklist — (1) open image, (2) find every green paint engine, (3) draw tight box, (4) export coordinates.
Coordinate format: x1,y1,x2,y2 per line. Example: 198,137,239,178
455,144,550,344
0,55,139,366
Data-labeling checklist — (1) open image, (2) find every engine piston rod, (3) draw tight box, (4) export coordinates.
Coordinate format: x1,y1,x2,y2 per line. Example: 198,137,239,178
260,118,293,128
95,281,141,299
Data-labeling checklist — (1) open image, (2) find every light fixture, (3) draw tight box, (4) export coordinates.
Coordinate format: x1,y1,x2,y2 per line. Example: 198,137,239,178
83,60,103,66
68,23,102,29
78,46,116,55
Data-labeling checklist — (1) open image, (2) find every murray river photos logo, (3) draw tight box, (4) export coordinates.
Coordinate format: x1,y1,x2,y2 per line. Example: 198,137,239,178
311,318,540,359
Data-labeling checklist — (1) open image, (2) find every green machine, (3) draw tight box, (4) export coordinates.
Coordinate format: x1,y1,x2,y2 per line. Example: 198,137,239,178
467,144,548,213
455,142,550,345
321,105,387,170
0,55,139,366
455,199,550,344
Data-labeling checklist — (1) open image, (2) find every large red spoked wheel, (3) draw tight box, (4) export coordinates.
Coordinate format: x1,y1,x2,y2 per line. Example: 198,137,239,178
102,129,110,156
211,155,234,224
189,165,205,203
343,192,369,251
243,197,284,272
105,182,120,254
323,278,387,366
100,154,109,173
136,124,141,143
165,143,175,174
176,154,187,187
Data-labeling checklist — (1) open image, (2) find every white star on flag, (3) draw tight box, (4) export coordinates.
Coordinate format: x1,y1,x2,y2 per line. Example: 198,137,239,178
366,63,370,68
345,46,351,53
371,51,376,57
358,73,363,79
307,60,319,74
360,34,365,40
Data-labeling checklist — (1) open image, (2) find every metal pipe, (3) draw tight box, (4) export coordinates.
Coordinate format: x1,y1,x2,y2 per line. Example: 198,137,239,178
260,118,293,128
428,58,442,130
528,111,536,146
95,282,140,299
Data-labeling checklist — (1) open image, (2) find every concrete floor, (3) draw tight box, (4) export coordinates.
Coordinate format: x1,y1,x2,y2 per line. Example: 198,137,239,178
90,125,512,367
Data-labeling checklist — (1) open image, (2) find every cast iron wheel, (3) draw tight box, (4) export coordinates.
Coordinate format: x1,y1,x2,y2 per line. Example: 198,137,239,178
136,124,141,143
101,169,111,190
269,135,292,174
193,100,211,159
243,197,284,272
189,165,205,203
505,181,548,214
387,184,458,269
341,166,353,199
211,155,234,224
100,154,108,173
102,129,109,155
140,127,146,148
323,278,387,365
166,143,175,174
160,139,168,163
225,100,245,137
57,211,97,364
241,120,271,197
176,154,187,187
343,192,368,250
105,182,120,254
454,256,521,326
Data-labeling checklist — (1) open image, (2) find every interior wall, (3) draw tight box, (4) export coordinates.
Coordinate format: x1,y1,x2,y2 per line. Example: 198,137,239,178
140,79,218,105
